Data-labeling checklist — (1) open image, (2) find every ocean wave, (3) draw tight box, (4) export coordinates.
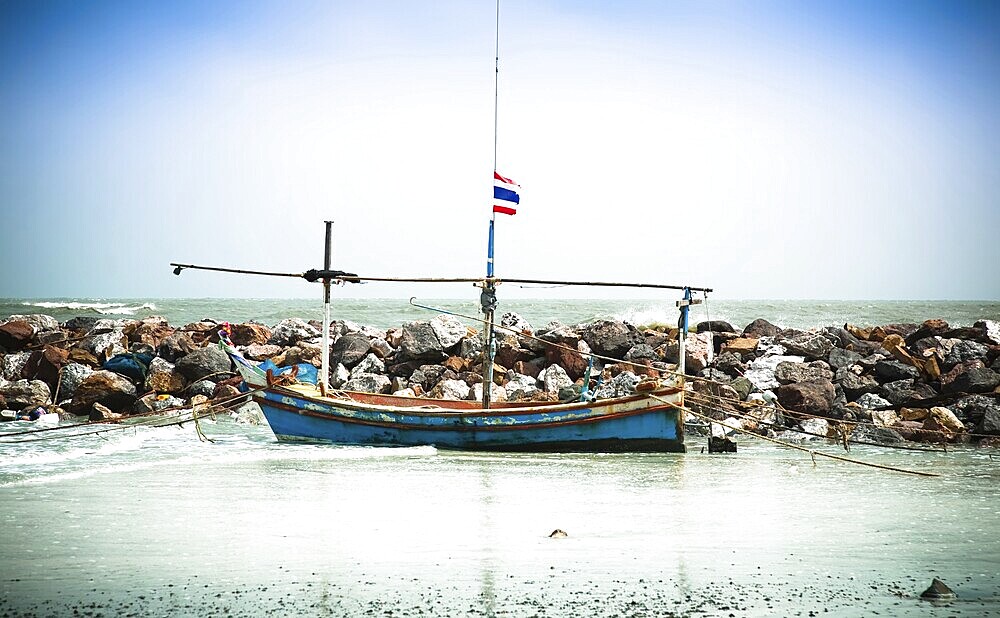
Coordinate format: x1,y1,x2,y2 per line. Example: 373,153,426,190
21,301,157,315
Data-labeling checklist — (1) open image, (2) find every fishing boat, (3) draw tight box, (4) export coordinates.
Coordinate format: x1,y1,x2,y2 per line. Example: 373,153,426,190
171,3,712,453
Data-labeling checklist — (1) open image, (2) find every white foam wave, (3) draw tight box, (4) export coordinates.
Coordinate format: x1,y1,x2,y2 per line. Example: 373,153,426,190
5,441,437,486
21,301,157,315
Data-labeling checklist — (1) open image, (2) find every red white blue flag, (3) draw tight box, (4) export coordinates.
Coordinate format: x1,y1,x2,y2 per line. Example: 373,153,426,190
493,171,519,215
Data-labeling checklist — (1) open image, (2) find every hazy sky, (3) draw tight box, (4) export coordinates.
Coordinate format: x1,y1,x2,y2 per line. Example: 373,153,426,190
2,0,998,301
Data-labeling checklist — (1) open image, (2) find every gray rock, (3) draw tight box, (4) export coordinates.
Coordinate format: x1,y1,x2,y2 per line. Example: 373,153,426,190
152,395,186,411
743,318,781,338
744,354,805,391
949,394,1000,425
594,371,641,399
400,320,447,361
369,338,394,359
350,353,385,378
430,315,466,350
472,382,506,403
713,351,746,377
854,392,892,410
874,359,920,382
828,348,864,370
331,333,372,367
851,424,905,444
941,361,999,394
943,339,989,368
1,313,59,332
499,312,533,335
777,332,834,361
696,320,736,334
175,346,233,382
730,376,753,401
432,378,472,400
625,344,659,362
330,363,350,389
459,336,484,359
268,318,320,346
878,379,936,406
541,364,573,393
505,371,540,400
977,408,1000,436
343,373,391,394
188,379,217,398
77,329,128,358
838,370,879,400
58,362,93,400
1,351,31,381
0,379,51,409
581,319,642,358
775,361,834,384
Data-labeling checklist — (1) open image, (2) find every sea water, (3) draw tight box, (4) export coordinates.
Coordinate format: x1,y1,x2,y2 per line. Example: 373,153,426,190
2,297,999,331
1,419,998,616
1,298,999,616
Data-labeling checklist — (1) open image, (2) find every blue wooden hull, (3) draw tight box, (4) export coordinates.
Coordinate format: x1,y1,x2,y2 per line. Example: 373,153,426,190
251,384,685,453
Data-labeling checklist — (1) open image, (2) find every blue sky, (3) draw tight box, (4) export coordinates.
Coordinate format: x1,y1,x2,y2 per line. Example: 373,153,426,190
1,0,997,300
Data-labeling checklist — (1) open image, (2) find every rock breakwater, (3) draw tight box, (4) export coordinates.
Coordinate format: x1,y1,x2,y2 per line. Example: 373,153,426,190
1,311,998,446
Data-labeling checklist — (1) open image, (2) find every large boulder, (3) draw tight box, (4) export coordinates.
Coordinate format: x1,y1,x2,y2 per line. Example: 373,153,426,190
720,337,759,359
540,364,573,393
76,329,128,359
581,319,642,359
777,332,833,361
175,345,233,382
145,357,186,394
775,379,836,416
949,394,1000,425
350,353,385,378
430,315,466,350
58,362,94,401
1,351,31,381
71,370,137,413
0,379,51,409
399,321,451,362
878,379,937,406
129,317,174,348
229,323,272,347
940,360,1000,394
682,333,712,375
744,354,805,391
696,320,736,334
837,369,879,400
157,332,198,363
743,318,780,338
942,340,989,369
430,378,472,400
505,371,540,401
343,373,391,394
545,339,590,381
828,348,863,370
594,371,641,399
0,320,35,351
268,318,319,346
874,359,921,382
854,392,893,411
775,361,834,384
472,382,506,403
332,333,372,367
977,408,1000,436
974,320,1000,346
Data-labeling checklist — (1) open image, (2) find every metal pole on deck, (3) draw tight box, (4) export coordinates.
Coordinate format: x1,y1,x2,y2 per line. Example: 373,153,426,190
320,221,333,395
677,287,691,378
483,220,497,409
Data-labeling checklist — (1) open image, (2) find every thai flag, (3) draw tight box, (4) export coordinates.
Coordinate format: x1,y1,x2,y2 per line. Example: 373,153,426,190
493,171,519,216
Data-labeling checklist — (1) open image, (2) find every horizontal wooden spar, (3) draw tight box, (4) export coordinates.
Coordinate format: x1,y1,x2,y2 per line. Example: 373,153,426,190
170,263,711,292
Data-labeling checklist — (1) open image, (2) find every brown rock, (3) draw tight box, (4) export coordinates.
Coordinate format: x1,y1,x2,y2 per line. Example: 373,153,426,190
89,402,123,421
545,346,588,381
845,324,873,341
924,406,964,434
0,320,34,351
212,383,242,401
243,344,284,361
514,358,545,379
721,337,759,359
130,318,174,348
442,356,468,373
230,323,272,346
147,370,186,394
71,370,138,414
68,348,100,367
775,379,836,416
899,407,929,422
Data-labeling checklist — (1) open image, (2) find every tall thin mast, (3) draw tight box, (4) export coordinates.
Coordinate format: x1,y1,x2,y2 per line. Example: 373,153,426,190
482,0,502,409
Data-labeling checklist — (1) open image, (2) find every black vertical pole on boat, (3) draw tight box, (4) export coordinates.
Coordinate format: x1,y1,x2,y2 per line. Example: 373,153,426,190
320,221,333,396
